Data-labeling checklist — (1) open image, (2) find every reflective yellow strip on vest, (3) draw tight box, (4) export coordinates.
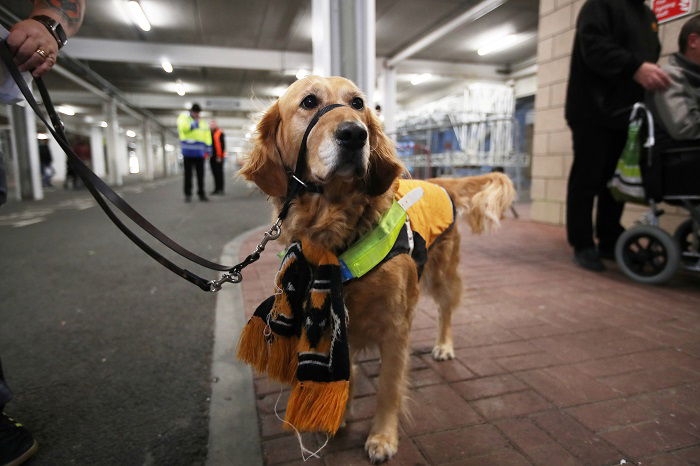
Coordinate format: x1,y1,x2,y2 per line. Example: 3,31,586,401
339,187,424,281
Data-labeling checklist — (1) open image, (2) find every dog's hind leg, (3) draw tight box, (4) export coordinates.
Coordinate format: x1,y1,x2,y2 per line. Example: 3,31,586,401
425,232,462,361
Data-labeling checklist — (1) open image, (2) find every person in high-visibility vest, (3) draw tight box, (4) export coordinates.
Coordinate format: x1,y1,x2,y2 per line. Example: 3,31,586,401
209,120,226,195
177,103,212,202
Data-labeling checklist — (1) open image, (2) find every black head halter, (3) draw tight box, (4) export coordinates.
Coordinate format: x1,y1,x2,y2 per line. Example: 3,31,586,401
278,103,345,219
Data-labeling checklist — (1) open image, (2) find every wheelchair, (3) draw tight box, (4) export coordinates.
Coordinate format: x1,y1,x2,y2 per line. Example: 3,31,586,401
613,104,700,285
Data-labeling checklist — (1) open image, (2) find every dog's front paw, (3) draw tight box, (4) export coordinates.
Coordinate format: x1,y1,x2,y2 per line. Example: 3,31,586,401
432,343,454,361
365,433,398,463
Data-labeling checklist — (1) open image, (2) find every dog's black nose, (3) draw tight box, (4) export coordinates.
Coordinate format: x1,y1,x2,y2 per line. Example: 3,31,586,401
335,122,367,150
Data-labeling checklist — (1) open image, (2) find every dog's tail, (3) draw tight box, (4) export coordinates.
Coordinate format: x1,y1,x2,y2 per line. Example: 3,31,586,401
429,172,516,234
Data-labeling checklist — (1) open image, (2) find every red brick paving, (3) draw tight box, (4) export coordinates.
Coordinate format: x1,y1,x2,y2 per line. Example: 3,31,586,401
238,211,700,465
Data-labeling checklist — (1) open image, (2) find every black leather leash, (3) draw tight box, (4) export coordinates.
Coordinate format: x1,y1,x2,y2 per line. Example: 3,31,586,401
0,40,343,292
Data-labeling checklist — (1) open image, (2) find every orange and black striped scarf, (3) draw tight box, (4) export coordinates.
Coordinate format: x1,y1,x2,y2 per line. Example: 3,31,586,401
237,238,350,435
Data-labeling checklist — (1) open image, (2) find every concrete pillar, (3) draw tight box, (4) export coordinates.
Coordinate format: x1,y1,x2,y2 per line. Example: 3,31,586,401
382,65,397,140
90,125,106,178
312,0,375,103
8,102,43,200
118,133,128,177
47,135,65,183
143,120,155,180
159,131,167,176
103,99,122,186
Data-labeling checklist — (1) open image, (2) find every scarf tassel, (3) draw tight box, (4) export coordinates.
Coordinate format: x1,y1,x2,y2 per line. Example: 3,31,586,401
236,316,269,374
265,334,299,384
285,380,349,435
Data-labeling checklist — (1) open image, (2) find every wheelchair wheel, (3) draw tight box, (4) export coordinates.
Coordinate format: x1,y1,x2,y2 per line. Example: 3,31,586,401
673,219,700,266
615,225,680,285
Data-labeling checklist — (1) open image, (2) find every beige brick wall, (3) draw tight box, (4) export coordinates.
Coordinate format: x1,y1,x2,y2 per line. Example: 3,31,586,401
531,1,699,232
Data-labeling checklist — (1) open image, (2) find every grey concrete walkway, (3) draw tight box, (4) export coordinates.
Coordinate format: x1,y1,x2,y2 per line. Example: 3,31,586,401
0,174,269,464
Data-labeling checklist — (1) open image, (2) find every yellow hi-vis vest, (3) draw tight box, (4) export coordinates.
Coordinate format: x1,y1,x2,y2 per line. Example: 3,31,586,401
177,113,212,158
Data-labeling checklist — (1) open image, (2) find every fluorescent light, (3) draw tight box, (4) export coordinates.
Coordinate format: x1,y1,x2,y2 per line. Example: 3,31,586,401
410,73,432,85
57,105,76,116
295,69,311,80
37,133,48,140
99,121,108,128
175,80,186,96
477,33,533,56
161,58,173,73
245,132,252,139
164,143,175,151
126,130,136,137
127,1,151,31
84,116,94,123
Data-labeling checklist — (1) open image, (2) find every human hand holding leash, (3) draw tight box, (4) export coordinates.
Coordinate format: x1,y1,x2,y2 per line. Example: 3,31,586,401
7,19,57,77
634,62,672,91
7,0,85,78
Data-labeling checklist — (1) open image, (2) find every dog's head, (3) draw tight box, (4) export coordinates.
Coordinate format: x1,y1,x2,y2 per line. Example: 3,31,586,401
240,76,403,198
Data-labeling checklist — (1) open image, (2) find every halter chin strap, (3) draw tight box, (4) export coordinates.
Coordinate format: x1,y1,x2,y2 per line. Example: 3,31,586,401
278,103,345,220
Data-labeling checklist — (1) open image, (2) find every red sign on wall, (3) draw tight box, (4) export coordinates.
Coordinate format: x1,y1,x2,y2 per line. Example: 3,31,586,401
651,0,696,24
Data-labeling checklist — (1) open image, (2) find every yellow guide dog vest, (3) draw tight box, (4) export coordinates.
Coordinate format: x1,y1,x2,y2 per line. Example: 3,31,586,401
339,179,455,281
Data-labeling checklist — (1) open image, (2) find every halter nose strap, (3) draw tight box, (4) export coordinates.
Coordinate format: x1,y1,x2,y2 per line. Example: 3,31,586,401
287,103,345,194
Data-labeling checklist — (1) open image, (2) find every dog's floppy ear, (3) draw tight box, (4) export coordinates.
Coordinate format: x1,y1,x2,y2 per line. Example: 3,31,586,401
364,109,404,196
239,101,288,197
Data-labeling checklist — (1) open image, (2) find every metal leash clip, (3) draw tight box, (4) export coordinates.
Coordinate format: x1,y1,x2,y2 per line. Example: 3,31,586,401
207,219,283,292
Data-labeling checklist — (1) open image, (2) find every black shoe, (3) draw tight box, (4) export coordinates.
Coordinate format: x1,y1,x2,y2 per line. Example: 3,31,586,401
573,247,606,272
210,190,223,196
185,196,192,203
0,413,38,466
199,195,209,202
598,247,616,261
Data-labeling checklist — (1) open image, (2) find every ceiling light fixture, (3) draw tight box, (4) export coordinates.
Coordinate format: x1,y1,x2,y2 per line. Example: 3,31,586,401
410,73,433,86
477,33,533,56
127,1,151,32
161,58,173,73
37,133,49,140
57,105,76,116
126,130,136,137
99,121,109,128
175,80,187,96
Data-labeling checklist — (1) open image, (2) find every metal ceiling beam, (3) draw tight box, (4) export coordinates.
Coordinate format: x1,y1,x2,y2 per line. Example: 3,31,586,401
64,38,313,71
64,37,512,80
386,0,509,68
49,91,268,113
394,59,503,79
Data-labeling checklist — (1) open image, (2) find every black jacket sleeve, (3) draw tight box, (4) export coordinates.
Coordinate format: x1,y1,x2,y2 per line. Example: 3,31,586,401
577,0,642,79
220,131,225,153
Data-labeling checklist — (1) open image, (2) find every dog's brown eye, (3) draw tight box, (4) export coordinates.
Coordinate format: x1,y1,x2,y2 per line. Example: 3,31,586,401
351,97,364,110
301,95,318,109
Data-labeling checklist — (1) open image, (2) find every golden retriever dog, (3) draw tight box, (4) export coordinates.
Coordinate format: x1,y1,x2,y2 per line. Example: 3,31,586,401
240,76,515,462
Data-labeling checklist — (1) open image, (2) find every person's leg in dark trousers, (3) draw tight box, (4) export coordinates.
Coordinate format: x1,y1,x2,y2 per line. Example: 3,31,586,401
596,129,627,253
183,157,194,200
0,357,39,464
566,123,626,269
194,158,207,200
216,159,224,193
0,358,12,411
209,157,217,193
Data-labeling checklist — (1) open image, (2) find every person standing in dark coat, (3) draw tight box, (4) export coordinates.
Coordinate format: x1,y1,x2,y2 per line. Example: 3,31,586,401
38,139,53,187
209,120,226,195
565,0,670,271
